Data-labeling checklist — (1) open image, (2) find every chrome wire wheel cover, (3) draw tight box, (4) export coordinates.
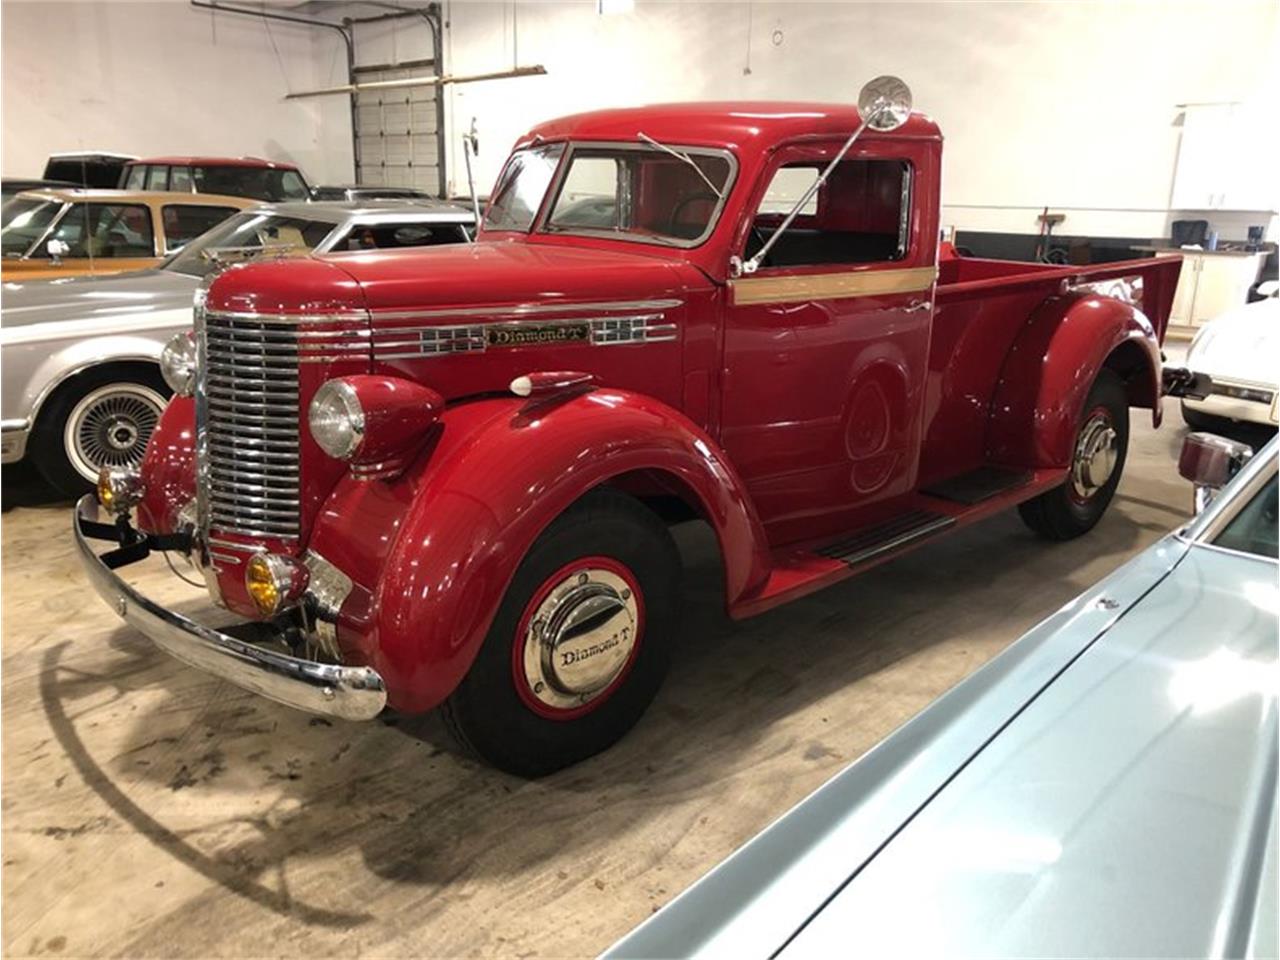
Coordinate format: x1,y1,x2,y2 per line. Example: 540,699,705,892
1070,407,1118,503
517,562,642,716
64,382,166,483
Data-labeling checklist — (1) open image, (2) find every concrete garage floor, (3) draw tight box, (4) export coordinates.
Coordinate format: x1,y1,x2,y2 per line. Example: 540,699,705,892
2,395,1272,958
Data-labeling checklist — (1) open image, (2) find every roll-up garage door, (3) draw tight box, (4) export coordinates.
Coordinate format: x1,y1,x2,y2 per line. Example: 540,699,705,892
353,58,442,195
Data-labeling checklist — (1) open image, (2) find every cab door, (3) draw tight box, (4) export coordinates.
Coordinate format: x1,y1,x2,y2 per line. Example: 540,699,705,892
718,137,940,545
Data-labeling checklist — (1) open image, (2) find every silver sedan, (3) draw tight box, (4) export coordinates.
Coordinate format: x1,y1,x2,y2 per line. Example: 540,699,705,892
1,200,474,494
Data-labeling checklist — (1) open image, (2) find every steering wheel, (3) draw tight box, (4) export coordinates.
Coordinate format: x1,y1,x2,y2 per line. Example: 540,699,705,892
668,193,719,237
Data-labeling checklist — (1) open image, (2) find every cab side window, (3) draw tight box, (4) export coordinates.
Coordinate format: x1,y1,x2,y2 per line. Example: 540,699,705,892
162,204,238,252
747,159,911,267
46,203,155,258
145,165,170,191
123,165,147,190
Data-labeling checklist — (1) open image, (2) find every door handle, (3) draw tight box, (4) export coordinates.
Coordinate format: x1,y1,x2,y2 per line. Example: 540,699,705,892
904,299,932,313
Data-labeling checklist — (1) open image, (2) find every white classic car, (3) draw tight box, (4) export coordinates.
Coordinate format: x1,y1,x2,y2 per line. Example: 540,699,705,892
1182,280,1280,430
1,200,474,494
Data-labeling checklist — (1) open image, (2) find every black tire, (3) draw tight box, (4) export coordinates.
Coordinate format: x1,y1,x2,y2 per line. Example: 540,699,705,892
441,488,681,777
1181,401,1229,433
29,364,169,498
1019,369,1129,541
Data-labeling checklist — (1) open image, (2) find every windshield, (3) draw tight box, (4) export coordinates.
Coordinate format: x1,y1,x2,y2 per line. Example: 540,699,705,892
483,143,566,232
163,212,333,277
1,198,64,256
487,142,734,247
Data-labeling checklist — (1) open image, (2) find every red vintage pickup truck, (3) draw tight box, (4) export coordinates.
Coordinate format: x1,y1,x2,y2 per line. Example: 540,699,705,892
77,78,1191,776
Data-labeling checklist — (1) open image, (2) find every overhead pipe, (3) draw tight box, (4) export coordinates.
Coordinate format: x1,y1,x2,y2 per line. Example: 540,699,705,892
284,65,548,100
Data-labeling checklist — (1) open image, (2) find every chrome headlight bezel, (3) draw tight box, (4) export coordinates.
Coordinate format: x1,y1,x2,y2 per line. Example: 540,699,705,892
308,380,366,461
160,332,197,397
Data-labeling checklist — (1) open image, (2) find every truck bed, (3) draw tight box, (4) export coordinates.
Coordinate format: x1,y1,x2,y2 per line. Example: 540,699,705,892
936,250,1182,342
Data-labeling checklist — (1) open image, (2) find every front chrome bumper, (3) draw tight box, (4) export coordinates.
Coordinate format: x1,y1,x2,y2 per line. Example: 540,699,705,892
73,495,387,721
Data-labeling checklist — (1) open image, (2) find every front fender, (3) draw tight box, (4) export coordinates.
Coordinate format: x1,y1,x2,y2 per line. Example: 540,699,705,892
986,294,1160,469
137,395,196,534
319,388,771,714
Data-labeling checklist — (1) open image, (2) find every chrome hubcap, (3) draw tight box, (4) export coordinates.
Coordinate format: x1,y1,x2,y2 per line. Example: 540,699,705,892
64,383,166,483
1071,411,1117,501
521,567,639,712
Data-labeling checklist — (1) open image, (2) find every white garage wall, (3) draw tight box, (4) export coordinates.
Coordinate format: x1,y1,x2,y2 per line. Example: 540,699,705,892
3,0,1275,241
440,0,1280,240
0,0,352,184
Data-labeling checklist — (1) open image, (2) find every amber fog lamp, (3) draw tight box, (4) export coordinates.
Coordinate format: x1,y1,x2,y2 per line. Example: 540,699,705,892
96,467,145,515
245,554,310,617
309,375,444,475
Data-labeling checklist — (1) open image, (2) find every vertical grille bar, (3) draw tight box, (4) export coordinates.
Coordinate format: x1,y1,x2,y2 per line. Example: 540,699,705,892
198,311,302,539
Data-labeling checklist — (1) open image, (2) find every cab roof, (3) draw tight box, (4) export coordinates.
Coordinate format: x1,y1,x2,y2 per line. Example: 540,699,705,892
522,102,942,151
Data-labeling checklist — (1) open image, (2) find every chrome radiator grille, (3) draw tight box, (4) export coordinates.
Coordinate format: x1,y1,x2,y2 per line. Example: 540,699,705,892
200,311,301,539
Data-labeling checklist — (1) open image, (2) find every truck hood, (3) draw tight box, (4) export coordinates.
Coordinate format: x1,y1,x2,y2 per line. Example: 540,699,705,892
1187,296,1280,386
1,268,198,332
319,240,702,315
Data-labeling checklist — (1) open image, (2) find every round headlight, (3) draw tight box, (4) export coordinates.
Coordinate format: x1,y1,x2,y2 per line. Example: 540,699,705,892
160,332,197,396
309,380,365,460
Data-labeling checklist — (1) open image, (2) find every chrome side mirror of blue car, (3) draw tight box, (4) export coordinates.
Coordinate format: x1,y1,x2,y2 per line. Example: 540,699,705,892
1178,432,1254,512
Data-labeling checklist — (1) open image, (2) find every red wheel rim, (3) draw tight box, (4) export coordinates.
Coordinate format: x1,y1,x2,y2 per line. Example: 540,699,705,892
511,556,645,721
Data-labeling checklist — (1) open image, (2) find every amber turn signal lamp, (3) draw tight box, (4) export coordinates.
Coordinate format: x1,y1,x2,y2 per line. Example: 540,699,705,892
96,467,144,516
245,554,310,617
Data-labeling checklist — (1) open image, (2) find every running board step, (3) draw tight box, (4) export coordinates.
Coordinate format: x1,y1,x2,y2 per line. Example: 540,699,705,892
921,466,1032,505
817,510,955,567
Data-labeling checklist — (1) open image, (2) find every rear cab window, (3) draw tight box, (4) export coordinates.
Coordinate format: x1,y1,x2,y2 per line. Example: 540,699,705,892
334,222,470,250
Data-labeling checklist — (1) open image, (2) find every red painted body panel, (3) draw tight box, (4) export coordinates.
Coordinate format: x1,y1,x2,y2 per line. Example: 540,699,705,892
137,101,1184,716
304,390,769,712
986,292,1162,468
137,396,196,535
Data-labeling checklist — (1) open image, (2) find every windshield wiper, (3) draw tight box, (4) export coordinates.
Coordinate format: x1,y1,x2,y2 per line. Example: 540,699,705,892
637,133,723,199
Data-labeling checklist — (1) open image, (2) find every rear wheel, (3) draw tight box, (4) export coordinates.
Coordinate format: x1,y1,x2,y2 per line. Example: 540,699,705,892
30,366,168,497
441,488,681,777
1019,369,1129,540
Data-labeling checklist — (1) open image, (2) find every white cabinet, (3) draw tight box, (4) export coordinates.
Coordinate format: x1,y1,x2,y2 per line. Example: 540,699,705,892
1171,104,1277,213
1164,251,1266,336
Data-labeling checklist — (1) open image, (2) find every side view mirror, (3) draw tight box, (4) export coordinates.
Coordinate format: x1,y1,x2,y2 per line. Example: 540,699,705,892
46,238,70,263
1178,432,1253,512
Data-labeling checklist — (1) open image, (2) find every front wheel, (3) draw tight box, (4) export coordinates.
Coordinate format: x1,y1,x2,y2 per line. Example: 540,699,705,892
1019,369,1129,540
30,366,169,497
441,488,681,777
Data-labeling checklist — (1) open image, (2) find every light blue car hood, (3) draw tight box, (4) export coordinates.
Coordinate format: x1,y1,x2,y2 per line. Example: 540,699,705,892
784,542,1278,958
607,537,1279,959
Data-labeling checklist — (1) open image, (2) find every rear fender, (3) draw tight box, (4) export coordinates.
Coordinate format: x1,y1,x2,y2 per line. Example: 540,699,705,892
352,388,770,713
986,294,1160,469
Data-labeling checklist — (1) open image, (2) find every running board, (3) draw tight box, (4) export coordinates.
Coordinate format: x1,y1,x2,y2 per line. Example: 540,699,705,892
816,509,955,567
